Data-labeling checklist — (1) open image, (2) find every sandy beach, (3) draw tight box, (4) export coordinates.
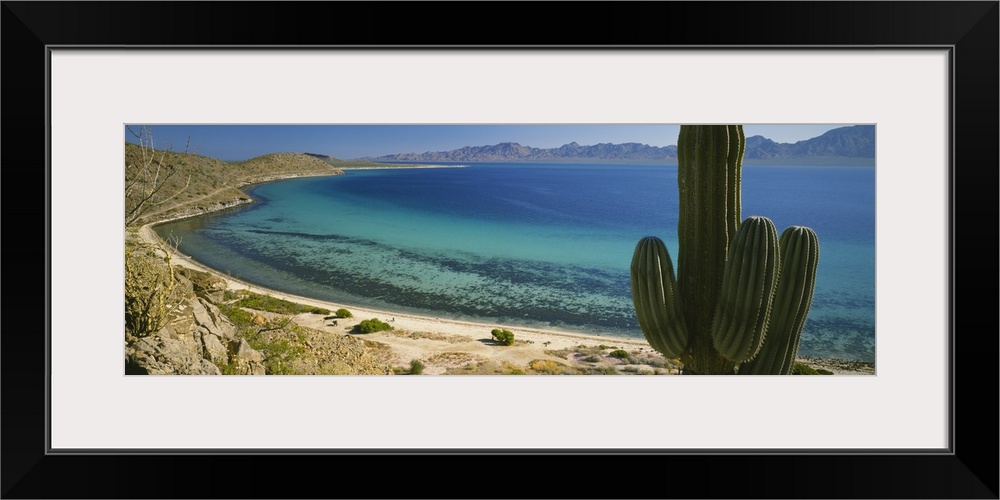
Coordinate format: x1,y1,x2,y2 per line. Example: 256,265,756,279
138,224,670,375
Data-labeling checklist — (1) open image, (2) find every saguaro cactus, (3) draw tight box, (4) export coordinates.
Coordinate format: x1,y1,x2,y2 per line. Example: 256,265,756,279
629,125,820,374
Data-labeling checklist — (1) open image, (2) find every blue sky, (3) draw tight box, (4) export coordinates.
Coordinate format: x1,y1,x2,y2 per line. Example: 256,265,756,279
125,124,852,161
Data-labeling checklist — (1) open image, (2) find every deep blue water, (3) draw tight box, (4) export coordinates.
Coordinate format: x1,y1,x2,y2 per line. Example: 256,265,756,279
156,162,876,361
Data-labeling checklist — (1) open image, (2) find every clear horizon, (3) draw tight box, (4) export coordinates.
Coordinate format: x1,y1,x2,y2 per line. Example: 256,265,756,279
124,124,857,162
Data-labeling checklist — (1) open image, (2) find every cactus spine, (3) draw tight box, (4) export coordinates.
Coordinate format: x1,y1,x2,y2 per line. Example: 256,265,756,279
629,125,820,374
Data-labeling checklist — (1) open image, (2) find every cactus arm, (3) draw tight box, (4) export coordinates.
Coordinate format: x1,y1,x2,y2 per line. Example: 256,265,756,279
630,236,689,358
711,216,780,363
739,226,820,375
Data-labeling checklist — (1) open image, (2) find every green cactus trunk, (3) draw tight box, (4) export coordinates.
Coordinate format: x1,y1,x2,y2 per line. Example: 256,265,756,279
629,124,819,375
676,125,743,374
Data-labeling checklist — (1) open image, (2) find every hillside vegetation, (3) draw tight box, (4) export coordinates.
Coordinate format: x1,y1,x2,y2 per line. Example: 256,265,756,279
125,142,343,226
303,152,398,169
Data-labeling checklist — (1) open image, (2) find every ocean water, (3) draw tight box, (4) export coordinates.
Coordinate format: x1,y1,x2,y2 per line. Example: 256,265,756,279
155,162,876,361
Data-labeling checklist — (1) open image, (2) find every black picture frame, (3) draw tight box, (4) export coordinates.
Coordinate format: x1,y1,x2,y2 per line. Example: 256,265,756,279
3,2,997,498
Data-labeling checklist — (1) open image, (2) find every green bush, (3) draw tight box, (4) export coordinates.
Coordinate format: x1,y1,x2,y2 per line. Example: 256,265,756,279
791,363,834,375
353,318,393,334
609,349,630,359
217,302,255,328
234,291,330,315
409,359,425,375
491,328,515,346
335,308,353,318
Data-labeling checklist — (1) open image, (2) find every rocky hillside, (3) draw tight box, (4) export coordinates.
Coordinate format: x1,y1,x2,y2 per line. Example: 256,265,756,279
302,152,397,169
125,143,343,226
125,233,395,375
124,141,397,375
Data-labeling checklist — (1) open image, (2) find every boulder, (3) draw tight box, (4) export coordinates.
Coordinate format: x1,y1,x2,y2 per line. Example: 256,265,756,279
175,266,227,303
229,338,266,375
201,332,229,364
192,298,237,341
125,335,221,375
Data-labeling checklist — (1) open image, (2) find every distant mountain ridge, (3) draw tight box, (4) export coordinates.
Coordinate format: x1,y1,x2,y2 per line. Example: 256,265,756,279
743,125,875,160
371,125,875,164
376,141,678,162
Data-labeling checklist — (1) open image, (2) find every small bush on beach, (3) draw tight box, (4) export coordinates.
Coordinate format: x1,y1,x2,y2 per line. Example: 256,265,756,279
354,318,393,334
335,308,353,318
491,328,515,346
609,349,630,359
409,359,425,375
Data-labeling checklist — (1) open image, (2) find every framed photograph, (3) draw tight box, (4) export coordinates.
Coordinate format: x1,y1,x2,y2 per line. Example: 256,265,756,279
5,2,996,498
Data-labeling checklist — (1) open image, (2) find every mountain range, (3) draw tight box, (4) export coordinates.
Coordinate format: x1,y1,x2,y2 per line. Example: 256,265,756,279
370,125,875,165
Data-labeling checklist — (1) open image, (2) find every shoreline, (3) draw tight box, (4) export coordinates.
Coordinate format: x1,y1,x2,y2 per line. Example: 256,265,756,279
138,164,652,350
133,169,874,375
138,224,657,347
339,163,470,170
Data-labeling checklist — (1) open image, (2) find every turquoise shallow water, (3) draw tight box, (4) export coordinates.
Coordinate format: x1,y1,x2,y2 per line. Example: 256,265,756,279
155,162,876,361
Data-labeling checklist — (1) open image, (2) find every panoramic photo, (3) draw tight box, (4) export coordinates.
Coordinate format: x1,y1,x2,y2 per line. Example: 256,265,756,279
124,124,875,376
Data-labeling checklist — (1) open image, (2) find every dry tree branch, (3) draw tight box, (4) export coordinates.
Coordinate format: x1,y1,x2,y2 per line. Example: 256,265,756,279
125,125,192,226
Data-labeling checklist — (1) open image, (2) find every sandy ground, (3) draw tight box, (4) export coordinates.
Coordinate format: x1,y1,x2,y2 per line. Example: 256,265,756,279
138,225,661,374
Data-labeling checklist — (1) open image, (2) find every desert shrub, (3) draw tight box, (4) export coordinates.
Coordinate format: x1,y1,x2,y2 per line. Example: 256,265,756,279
215,359,239,375
124,241,185,337
260,338,302,375
609,349,630,359
409,359,425,375
234,291,330,315
589,366,620,375
637,357,668,368
491,328,515,346
216,302,255,328
354,318,393,334
528,359,571,375
237,319,305,375
335,308,353,318
792,363,833,375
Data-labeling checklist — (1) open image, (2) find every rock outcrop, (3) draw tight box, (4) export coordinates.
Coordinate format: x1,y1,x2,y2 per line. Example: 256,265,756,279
125,259,393,375
125,268,266,375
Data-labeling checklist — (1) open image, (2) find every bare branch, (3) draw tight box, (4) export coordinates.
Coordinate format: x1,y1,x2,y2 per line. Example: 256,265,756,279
256,317,294,334
125,125,191,226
